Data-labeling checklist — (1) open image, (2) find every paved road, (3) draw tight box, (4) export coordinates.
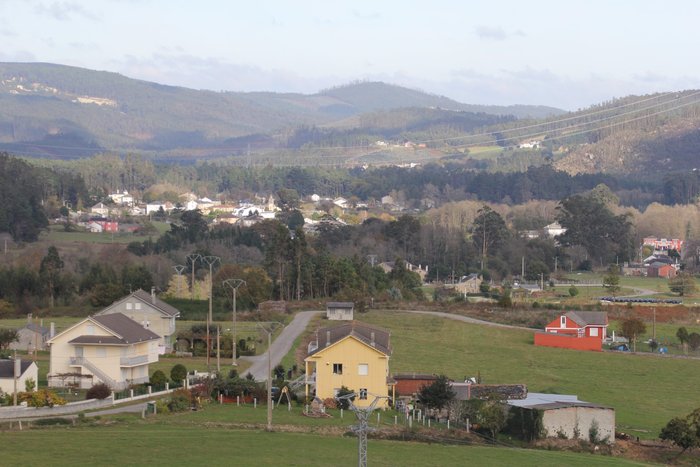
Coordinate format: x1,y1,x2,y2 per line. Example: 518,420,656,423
240,310,322,381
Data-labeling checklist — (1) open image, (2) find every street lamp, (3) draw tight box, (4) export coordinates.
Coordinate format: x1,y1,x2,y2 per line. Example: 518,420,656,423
201,256,220,370
223,278,246,365
256,321,284,431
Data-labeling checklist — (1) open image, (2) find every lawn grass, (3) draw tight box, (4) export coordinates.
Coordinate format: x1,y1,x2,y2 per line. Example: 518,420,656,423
0,415,649,466
41,222,170,245
359,310,700,437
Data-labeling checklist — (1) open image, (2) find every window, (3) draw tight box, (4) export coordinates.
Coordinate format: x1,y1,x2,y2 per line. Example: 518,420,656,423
590,327,599,337
126,303,133,310
560,316,566,327
332,363,343,375
359,388,368,400
358,364,368,376
135,303,142,310
86,325,95,335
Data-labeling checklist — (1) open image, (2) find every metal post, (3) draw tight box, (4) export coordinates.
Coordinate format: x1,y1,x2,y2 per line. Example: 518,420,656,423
216,325,221,373
185,254,201,300
201,256,220,370
267,329,272,431
223,279,246,366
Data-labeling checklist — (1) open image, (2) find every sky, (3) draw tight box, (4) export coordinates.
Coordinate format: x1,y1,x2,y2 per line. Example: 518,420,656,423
0,0,698,110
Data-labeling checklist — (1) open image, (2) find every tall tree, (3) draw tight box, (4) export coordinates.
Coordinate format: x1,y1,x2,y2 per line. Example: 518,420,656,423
470,206,508,270
40,246,64,309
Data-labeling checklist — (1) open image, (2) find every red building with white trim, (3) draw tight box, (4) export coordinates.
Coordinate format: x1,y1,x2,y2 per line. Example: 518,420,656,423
544,311,608,341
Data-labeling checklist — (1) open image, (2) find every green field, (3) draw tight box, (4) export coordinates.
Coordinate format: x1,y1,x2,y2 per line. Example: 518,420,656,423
357,310,700,438
1,411,649,467
41,221,170,244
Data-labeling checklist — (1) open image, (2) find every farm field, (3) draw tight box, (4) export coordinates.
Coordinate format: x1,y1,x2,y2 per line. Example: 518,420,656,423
356,310,700,438
1,414,649,467
41,221,170,244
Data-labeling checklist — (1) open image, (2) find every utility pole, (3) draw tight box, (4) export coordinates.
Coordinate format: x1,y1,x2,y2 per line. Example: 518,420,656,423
201,256,220,370
256,321,283,431
186,254,201,300
554,256,558,274
367,254,377,267
337,393,387,467
173,265,186,298
223,279,246,366
521,256,525,280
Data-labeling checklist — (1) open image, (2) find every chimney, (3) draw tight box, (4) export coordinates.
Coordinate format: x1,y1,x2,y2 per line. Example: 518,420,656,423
370,332,375,347
151,286,156,304
50,322,55,339
326,331,331,347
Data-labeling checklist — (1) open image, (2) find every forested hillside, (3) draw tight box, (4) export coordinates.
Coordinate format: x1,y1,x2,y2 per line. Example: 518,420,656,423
0,63,561,158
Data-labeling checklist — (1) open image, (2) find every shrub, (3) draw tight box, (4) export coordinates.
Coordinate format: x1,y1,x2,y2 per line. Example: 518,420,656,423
568,286,579,297
168,388,192,412
33,417,72,426
86,383,112,400
155,399,170,414
170,364,187,383
24,377,36,392
150,370,168,387
20,389,67,407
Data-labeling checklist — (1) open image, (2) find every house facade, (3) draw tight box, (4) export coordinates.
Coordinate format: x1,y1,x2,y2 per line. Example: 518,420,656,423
544,311,608,340
0,359,38,394
305,322,392,408
96,288,179,352
10,322,51,352
326,302,354,321
47,313,160,390
454,274,482,295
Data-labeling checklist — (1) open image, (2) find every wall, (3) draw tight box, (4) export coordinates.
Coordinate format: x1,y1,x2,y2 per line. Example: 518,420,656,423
306,337,389,408
534,332,602,352
543,406,615,444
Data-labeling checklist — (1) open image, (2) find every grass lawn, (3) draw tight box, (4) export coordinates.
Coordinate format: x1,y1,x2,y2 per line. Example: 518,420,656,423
358,310,700,438
0,413,649,466
42,222,170,245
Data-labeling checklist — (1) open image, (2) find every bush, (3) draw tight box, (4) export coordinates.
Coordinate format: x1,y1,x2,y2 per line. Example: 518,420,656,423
150,370,168,387
20,389,67,407
155,399,170,414
171,364,187,383
568,286,579,297
33,417,72,426
167,388,192,412
86,383,112,400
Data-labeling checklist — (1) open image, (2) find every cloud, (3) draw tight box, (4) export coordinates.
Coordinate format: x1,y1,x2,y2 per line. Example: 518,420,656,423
475,26,525,41
111,53,337,94
34,1,98,21
352,10,381,21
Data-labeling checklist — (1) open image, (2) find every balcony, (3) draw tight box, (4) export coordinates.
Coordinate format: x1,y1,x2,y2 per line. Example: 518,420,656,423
120,354,150,367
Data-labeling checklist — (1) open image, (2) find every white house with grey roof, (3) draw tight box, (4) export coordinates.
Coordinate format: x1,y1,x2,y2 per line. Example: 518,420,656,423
47,313,160,390
96,288,180,352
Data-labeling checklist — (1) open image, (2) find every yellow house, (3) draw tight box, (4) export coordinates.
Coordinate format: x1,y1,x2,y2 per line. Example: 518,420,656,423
47,313,160,390
304,322,392,408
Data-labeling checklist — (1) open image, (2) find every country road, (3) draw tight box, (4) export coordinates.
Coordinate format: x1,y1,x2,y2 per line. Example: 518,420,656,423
240,310,322,381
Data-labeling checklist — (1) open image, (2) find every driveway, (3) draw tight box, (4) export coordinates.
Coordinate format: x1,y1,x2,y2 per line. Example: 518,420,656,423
240,310,321,381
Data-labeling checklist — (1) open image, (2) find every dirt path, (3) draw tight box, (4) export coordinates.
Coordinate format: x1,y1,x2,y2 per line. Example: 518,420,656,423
394,309,533,330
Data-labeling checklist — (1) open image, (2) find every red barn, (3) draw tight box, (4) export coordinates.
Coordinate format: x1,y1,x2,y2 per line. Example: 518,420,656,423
544,311,608,341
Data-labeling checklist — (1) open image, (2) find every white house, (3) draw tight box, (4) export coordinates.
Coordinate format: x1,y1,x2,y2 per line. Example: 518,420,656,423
544,222,566,238
47,313,160,390
95,288,180,352
0,359,38,395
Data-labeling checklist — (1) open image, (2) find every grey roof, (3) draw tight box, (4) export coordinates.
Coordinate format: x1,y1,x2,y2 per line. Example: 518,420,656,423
24,323,49,335
507,392,612,410
70,313,160,345
566,311,607,326
0,359,34,378
326,302,354,309
308,321,391,357
98,289,180,318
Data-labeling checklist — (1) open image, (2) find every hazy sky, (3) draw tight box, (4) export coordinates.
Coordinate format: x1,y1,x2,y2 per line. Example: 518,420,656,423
1,0,698,110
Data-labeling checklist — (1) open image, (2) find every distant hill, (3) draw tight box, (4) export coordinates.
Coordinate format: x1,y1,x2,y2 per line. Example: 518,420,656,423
0,63,564,158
